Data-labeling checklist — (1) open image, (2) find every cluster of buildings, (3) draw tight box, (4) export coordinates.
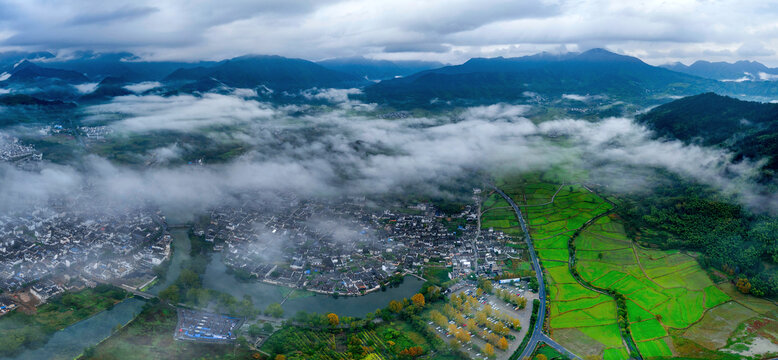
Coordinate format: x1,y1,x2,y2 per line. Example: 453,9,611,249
0,203,171,296
0,134,41,162
78,125,113,140
195,191,522,296
175,308,243,343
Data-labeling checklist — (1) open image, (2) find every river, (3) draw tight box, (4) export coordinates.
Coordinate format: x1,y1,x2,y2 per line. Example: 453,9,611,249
3,227,421,359
148,228,191,295
0,298,146,360
203,252,424,317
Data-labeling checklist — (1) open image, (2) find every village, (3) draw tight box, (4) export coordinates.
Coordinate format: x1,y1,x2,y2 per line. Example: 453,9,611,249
195,190,527,297
0,201,170,308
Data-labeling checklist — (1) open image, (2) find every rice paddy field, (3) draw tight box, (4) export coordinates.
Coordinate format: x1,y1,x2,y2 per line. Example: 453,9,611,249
507,182,628,359
499,177,778,360
571,214,738,358
481,193,524,238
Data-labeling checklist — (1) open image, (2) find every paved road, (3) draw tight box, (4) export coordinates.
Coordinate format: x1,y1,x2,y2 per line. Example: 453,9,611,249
491,185,581,360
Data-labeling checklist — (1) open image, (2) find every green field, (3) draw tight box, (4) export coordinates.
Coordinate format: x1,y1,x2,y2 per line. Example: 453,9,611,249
480,193,524,238
0,285,129,358
503,181,627,359
495,175,778,359
574,215,733,358
636,338,673,358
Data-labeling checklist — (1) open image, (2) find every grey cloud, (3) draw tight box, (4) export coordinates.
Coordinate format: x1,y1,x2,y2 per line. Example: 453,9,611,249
0,0,777,65
67,6,159,25
737,42,775,58
383,43,452,54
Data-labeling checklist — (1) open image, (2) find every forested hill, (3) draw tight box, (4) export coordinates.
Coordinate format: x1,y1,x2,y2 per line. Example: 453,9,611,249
363,48,719,105
638,93,778,176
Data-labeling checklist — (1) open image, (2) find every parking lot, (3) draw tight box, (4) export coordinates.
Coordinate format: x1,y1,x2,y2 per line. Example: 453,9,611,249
174,308,244,343
432,281,538,360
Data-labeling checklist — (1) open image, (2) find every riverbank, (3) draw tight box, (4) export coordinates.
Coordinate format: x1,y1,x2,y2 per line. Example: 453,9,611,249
0,297,145,360
203,252,425,318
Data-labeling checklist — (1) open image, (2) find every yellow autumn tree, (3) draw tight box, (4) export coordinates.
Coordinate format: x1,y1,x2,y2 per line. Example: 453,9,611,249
327,313,339,326
455,329,471,343
511,318,521,329
497,336,509,350
274,355,286,360
388,300,403,313
411,293,425,307
736,277,752,294
484,343,495,356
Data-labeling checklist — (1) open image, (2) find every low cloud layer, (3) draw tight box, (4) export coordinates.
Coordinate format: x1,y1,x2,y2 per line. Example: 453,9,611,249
1,92,775,221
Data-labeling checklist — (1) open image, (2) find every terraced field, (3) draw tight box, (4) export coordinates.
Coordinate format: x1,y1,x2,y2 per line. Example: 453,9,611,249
481,193,523,238
498,177,778,359
510,182,628,359
574,215,734,358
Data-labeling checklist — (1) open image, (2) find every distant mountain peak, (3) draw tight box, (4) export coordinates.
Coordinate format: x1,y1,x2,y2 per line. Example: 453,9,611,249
576,48,643,63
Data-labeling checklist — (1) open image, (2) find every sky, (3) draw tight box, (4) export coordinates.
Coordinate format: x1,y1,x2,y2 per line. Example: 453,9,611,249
1,0,778,66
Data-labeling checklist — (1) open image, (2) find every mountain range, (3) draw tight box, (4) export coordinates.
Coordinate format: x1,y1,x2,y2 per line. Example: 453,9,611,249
362,48,723,105
316,57,444,81
2,48,778,107
662,60,778,82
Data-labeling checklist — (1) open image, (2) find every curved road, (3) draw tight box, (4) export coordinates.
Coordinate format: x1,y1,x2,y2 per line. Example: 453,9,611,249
490,186,581,360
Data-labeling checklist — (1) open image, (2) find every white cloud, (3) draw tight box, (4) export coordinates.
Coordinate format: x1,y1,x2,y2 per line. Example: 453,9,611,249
123,81,161,93
72,82,99,93
3,93,775,217
85,93,275,132
758,72,778,81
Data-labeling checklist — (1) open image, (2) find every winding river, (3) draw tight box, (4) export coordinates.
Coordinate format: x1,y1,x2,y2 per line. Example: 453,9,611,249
203,252,424,317
1,298,145,360
2,226,422,359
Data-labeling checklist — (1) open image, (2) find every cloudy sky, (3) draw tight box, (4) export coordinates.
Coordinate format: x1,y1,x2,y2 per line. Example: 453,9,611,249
0,0,777,66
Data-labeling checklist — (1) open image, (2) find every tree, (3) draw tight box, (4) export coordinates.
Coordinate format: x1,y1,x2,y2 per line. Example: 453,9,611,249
497,337,509,350
737,277,752,294
389,300,404,313
248,324,263,337
535,355,547,360
411,293,426,307
159,285,180,303
484,343,495,356
179,269,201,289
265,303,284,318
475,311,488,325
477,278,493,294
399,346,424,357
274,355,286,360
528,277,539,292
430,310,448,327
454,329,470,343
263,322,274,333
327,313,340,326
